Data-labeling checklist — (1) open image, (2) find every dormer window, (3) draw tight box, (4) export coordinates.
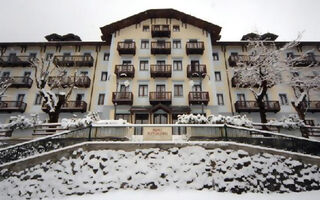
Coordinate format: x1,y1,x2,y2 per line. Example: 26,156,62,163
173,25,180,32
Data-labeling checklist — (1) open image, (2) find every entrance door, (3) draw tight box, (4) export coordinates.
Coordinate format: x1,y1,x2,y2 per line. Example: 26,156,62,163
153,113,168,124
16,94,25,107
156,85,166,100
76,94,84,107
135,114,149,135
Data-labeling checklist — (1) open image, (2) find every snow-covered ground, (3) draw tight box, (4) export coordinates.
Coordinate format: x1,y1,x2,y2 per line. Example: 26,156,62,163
60,190,320,200
1,146,320,199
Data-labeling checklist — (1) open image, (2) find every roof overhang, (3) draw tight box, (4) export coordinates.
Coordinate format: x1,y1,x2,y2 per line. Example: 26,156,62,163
100,9,221,44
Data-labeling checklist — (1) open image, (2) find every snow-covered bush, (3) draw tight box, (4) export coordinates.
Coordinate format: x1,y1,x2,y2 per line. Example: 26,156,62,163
61,112,100,129
176,114,208,124
176,114,253,128
0,114,43,130
267,114,305,129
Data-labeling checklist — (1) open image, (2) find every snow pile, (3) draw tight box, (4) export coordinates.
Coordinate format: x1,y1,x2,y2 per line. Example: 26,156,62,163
267,114,305,129
176,114,208,124
0,114,43,130
61,112,100,129
1,146,320,199
176,114,253,128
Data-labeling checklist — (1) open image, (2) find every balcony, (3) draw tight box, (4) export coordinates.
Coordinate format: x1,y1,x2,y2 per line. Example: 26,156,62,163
112,92,133,105
1,76,33,88
117,42,136,55
187,65,207,78
186,42,204,55
151,42,171,54
188,92,209,105
228,55,250,67
0,101,27,113
42,101,87,113
235,101,281,113
301,101,320,112
288,55,319,67
151,25,171,37
0,56,31,67
149,92,172,105
53,55,94,67
48,76,91,88
150,65,172,78
115,65,135,78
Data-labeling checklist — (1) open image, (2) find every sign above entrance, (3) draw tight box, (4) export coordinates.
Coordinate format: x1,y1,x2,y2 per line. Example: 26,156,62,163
143,127,172,141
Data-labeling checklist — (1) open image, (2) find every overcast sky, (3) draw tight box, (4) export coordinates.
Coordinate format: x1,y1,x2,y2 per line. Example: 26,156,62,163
0,0,319,42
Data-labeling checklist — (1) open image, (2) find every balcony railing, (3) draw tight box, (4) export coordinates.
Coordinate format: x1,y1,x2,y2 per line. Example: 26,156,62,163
112,92,133,105
228,55,251,67
301,101,320,112
42,101,87,113
151,25,171,37
186,42,205,55
187,65,207,78
48,76,91,88
0,56,32,67
115,65,135,78
288,55,319,67
150,65,172,78
149,92,172,105
117,42,136,55
0,101,27,113
151,42,171,54
1,76,33,88
235,101,281,113
53,55,94,67
188,92,209,105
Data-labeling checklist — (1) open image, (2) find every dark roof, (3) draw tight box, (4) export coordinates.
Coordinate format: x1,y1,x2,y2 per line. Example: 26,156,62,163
45,33,82,41
0,41,105,47
100,9,222,44
241,32,278,41
241,33,260,41
260,33,278,41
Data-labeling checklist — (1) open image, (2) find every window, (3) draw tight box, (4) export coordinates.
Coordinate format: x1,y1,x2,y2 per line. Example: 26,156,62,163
279,94,288,105
217,94,224,105
174,85,183,97
212,53,219,61
80,71,88,76
231,52,238,57
17,94,25,102
34,94,42,105
192,85,201,92
115,114,130,122
173,25,180,32
2,72,10,77
101,72,108,81
215,72,221,81
287,52,294,58
142,25,150,32
139,85,148,97
98,93,105,105
135,114,149,135
46,53,53,61
29,53,37,60
173,60,182,71
141,40,149,49
103,53,110,61
237,93,246,101
173,40,181,49
122,60,131,65
139,60,149,71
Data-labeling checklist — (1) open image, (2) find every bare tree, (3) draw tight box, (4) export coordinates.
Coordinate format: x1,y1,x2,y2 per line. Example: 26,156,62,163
30,58,76,123
234,40,298,126
0,77,12,98
288,57,320,122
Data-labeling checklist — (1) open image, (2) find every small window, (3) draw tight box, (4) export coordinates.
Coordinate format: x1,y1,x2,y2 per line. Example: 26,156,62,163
139,85,148,97
143,25,150,32
173,60,182,71
34,94,42,105
46,53,53,61
29,53,37,60
139,60,149,71
141,40,149,49
173,25,180,32
215,72,221,81
80,71,88,76
287,52,294,58
217,94,224,105
98,93,105,105
101,72,108,81
174,85,183,97
173,40,181,49
237,93,246,101
279,94,288,105
103,53,110,61
212,53,219,61
2,72,10,77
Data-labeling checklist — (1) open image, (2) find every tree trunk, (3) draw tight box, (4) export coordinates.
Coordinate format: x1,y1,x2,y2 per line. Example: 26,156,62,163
255,82,269,130
48,112,60,123
292,102,308,138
